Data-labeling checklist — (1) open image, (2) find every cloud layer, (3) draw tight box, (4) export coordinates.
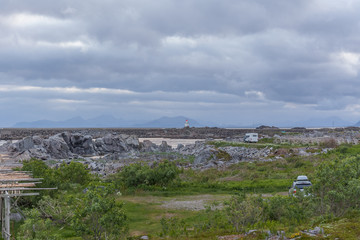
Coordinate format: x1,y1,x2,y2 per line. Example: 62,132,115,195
1,0,360,126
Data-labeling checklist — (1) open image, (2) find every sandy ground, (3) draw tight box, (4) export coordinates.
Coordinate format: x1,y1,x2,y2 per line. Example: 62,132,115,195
139,138,205,148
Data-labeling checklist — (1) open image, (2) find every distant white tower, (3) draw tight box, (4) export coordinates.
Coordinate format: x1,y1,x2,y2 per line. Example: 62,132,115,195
184,120,190,128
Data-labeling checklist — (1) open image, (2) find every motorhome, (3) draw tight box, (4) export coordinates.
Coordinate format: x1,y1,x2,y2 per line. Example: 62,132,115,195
244,133,258,143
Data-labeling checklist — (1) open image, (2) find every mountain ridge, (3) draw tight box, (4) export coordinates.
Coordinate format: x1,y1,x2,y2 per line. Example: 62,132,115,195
13,115,205,128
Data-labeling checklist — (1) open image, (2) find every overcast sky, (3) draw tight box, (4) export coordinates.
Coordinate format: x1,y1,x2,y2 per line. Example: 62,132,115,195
1,0,360,127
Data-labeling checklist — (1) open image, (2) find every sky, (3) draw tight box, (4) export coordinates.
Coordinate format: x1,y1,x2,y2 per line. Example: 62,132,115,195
1,0,360,127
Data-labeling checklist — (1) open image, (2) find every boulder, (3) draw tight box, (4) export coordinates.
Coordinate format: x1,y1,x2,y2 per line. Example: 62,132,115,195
194,146,215,165
120,134,140,149
176,144,184,150
70,133,95,156
43,134,71,159
159,141,172,152
9,136,34,152
32,136,44,145
95,134,129,154
140,140,158,152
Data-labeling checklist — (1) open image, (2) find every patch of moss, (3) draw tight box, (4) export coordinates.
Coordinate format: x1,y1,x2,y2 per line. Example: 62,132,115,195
216,149,232,161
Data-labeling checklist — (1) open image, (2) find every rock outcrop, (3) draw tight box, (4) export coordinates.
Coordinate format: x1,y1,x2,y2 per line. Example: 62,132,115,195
5,129,358,174
6,132,140,161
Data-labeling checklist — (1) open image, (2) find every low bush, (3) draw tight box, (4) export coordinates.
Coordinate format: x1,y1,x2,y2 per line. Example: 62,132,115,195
225,193,263,232
320,138,338,148
113,160,180,188
258,138,275,144
215,149,232,161
22,159,91,190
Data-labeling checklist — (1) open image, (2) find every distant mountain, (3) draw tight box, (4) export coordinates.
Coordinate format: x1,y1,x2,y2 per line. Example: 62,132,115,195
289,116,353,128
13,119,64,128
135,116,204,128
354,120,360,127
14,115,124,128
13,115,205,128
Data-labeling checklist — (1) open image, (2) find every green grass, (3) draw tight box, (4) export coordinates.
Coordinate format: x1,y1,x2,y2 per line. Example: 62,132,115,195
333,143,360,156
108,144,360,238
176,157,319,195
317,214,360,239
121,195,225,237
122,200,165,235
17,143,360,239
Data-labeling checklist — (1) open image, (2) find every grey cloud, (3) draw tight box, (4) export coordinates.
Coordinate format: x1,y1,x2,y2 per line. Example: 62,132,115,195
1,0,360,126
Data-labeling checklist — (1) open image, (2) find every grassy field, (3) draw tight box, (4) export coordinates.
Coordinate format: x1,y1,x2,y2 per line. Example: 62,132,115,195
121,194,230,236
13,142,360,239
117,150,326,237
115,143,360,238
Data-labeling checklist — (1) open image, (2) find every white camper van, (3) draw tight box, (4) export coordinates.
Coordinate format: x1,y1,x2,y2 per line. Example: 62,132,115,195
244,133,258,143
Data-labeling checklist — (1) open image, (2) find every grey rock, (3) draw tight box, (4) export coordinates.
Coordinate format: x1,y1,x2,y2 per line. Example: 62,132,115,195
176,144,184,150
95,134,130,154
298,149,310,156
32,135,44,145
159,141,172,152
121,134,140,149
13,150,32,161
194,147,215,165
9,136,34,152
43,134,71,159
140,140,158,152
70,134,95,156
309,226,323,235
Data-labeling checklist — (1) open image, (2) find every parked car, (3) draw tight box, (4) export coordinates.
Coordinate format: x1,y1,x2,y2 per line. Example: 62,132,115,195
289,175,312,196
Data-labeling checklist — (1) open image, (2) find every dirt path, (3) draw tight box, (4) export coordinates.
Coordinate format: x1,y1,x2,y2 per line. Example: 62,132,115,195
122,192,289,212
122,194,231,211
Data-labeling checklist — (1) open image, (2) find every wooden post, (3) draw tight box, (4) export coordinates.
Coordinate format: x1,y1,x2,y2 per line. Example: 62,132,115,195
0,169,55,238
4,193,10,240
0,196,3,239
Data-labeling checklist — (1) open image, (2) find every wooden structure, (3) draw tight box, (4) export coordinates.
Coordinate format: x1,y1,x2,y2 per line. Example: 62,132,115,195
0,165,55,240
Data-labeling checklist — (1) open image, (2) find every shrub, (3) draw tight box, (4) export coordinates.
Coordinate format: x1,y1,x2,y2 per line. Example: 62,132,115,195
312,156,360,217
58,162,91,187
115,160,179,188
263,195,312,225
159,217,188,238
215,149,232,161
22,158,57,188
22,159,91,190
72,185,128,240
320,138,338,148
225,193,263,232
17,209,63,240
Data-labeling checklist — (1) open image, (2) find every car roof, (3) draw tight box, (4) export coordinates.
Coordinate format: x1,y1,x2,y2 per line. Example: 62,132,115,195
296,175,309,181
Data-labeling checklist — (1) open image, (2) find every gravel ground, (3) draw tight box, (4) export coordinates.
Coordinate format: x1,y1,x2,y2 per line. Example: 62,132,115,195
139,138,206,148
160,194,228,211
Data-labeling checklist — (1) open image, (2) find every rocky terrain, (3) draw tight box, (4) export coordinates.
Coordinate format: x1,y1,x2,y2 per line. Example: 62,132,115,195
1,128,360,175
2,126,357,140
0,131,268,173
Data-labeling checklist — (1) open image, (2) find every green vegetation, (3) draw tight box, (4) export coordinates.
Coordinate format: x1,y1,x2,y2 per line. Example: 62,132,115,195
7,143,360,239
110,160,179,188
207,140,313,149
12,159,127,240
